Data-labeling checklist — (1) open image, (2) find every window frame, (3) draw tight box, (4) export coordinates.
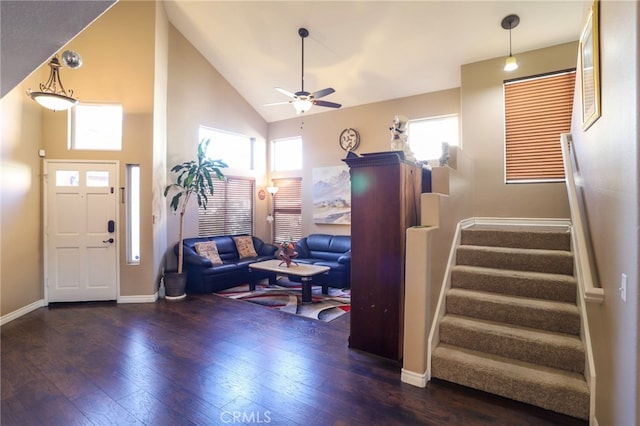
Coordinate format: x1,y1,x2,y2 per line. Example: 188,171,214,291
271,137,303,172
504,69,576,184
271,177,302,244
407,114,460,162
68,102,123,151
199,126,255,171
126,164,140,264
198,175,255,237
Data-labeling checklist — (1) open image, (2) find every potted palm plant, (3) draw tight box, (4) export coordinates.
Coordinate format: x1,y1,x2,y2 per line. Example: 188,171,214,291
164,138,227,298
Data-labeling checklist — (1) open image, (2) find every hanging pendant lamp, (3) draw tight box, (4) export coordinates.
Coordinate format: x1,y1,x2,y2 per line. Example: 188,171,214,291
501,14,520,72
27,55,79,111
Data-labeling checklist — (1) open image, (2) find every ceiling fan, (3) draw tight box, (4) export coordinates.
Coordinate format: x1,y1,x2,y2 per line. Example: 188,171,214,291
265,27,341,114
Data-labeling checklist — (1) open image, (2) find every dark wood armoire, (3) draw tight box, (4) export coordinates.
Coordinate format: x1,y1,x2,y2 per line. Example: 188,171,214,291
344,151,422,361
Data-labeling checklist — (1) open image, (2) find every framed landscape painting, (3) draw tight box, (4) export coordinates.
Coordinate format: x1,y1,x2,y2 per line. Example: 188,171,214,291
312,166,351,224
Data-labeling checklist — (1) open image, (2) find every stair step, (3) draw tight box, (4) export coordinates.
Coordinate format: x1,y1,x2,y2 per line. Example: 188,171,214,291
445,288,581,334
456,245,574,275
451,265,577,303
461,228,571,251
439,314,585,373
431,344,589,420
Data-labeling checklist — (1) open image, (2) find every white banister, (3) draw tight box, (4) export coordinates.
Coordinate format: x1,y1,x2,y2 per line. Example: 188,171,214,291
560,133,604,304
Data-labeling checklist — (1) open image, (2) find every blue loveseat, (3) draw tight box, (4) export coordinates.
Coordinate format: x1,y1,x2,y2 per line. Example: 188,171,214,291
175,235,278,294
293,234,351,290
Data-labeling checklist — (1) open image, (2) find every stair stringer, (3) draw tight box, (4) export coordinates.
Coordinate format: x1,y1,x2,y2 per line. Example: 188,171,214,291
424,218,471,381
571,223,599,424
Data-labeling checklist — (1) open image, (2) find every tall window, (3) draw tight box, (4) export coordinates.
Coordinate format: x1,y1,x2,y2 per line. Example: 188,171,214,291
272,137,303,171
198,176,254,236
199,126,254,170
407,115,459,161
126,164,140,264
69,102,123,150
272,178,302,244
504,70,576,183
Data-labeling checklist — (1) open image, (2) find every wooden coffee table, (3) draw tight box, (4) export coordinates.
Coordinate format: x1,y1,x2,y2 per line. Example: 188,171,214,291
248,259,330,303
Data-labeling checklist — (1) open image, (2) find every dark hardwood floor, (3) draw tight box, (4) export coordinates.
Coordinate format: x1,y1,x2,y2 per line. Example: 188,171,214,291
1,293,588,426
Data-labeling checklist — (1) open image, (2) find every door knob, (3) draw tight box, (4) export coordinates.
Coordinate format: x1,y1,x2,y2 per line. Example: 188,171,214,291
103,238,114,243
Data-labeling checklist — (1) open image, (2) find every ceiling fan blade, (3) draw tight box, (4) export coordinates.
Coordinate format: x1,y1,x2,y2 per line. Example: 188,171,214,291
313,100,342,109
263,101,292,107
311,87,335,99
275,87,296,98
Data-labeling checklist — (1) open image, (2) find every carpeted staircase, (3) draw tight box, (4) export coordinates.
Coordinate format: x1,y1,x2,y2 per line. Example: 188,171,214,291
430,226,590,420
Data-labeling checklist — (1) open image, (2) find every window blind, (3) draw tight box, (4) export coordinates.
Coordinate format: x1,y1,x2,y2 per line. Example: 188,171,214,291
198,176,254,236
504,70,576,182
272,178,302,244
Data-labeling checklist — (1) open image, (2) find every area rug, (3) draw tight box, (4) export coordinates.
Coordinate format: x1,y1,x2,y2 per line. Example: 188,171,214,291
216,278,350,322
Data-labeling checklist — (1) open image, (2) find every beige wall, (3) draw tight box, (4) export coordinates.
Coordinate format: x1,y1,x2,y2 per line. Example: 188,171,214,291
39,1,159,298
570,2,639,425
166,24,270,269
2,3,638,423
153,3,169,287
0,0,162,308
0,75,45,316
461,42,577,219
267,88,460,237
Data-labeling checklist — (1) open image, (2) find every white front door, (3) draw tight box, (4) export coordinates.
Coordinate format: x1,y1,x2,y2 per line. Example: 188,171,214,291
44,161,119,302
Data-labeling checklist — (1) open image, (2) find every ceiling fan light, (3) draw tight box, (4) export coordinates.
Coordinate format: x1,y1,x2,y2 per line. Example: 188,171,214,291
294,99,313,114
504,55,518,71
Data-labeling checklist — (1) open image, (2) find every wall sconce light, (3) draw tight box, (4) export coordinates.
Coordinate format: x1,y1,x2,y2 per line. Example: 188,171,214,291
27,54,81,111
501,14,520,72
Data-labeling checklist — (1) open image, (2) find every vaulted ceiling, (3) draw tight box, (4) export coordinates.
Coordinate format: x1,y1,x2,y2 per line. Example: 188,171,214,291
164,1,590,122
2,1,590,123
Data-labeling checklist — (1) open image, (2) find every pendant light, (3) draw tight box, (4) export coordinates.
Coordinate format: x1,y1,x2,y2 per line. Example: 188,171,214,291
27,54,80,111
501,14,520,72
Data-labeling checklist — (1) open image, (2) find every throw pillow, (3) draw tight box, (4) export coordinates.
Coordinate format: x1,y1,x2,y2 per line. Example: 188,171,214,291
234,236,258,259
194,241,223,265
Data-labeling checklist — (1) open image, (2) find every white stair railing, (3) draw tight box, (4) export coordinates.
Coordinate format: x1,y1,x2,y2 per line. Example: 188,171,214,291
560,133,604,304
561,132,601,424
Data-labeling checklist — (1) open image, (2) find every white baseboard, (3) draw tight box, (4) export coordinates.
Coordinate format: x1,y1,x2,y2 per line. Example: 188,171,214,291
118,293,158,304
0,299,45,326
463,217,571,230
1,294,158,326
401,368,428,388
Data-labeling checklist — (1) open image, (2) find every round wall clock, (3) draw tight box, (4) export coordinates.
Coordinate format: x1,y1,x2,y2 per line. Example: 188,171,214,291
339,128,360,151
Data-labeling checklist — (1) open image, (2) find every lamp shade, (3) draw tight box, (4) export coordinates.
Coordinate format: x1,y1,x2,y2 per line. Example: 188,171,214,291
504,55,518,71
293,99,313,114
29,92,78,111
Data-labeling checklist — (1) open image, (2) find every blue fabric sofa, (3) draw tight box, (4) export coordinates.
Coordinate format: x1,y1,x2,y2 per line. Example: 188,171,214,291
293,234,351,290
175,235,278,294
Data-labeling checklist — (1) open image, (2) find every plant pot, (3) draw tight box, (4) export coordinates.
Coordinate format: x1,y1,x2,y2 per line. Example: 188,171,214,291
164,271,187,298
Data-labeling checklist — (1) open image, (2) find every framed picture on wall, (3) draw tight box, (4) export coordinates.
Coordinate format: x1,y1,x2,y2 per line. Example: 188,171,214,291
579,0,601,130
312,166,351,224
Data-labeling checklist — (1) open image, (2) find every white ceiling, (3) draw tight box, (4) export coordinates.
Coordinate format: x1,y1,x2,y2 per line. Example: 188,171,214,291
0,1,590,122
163,0,590,123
